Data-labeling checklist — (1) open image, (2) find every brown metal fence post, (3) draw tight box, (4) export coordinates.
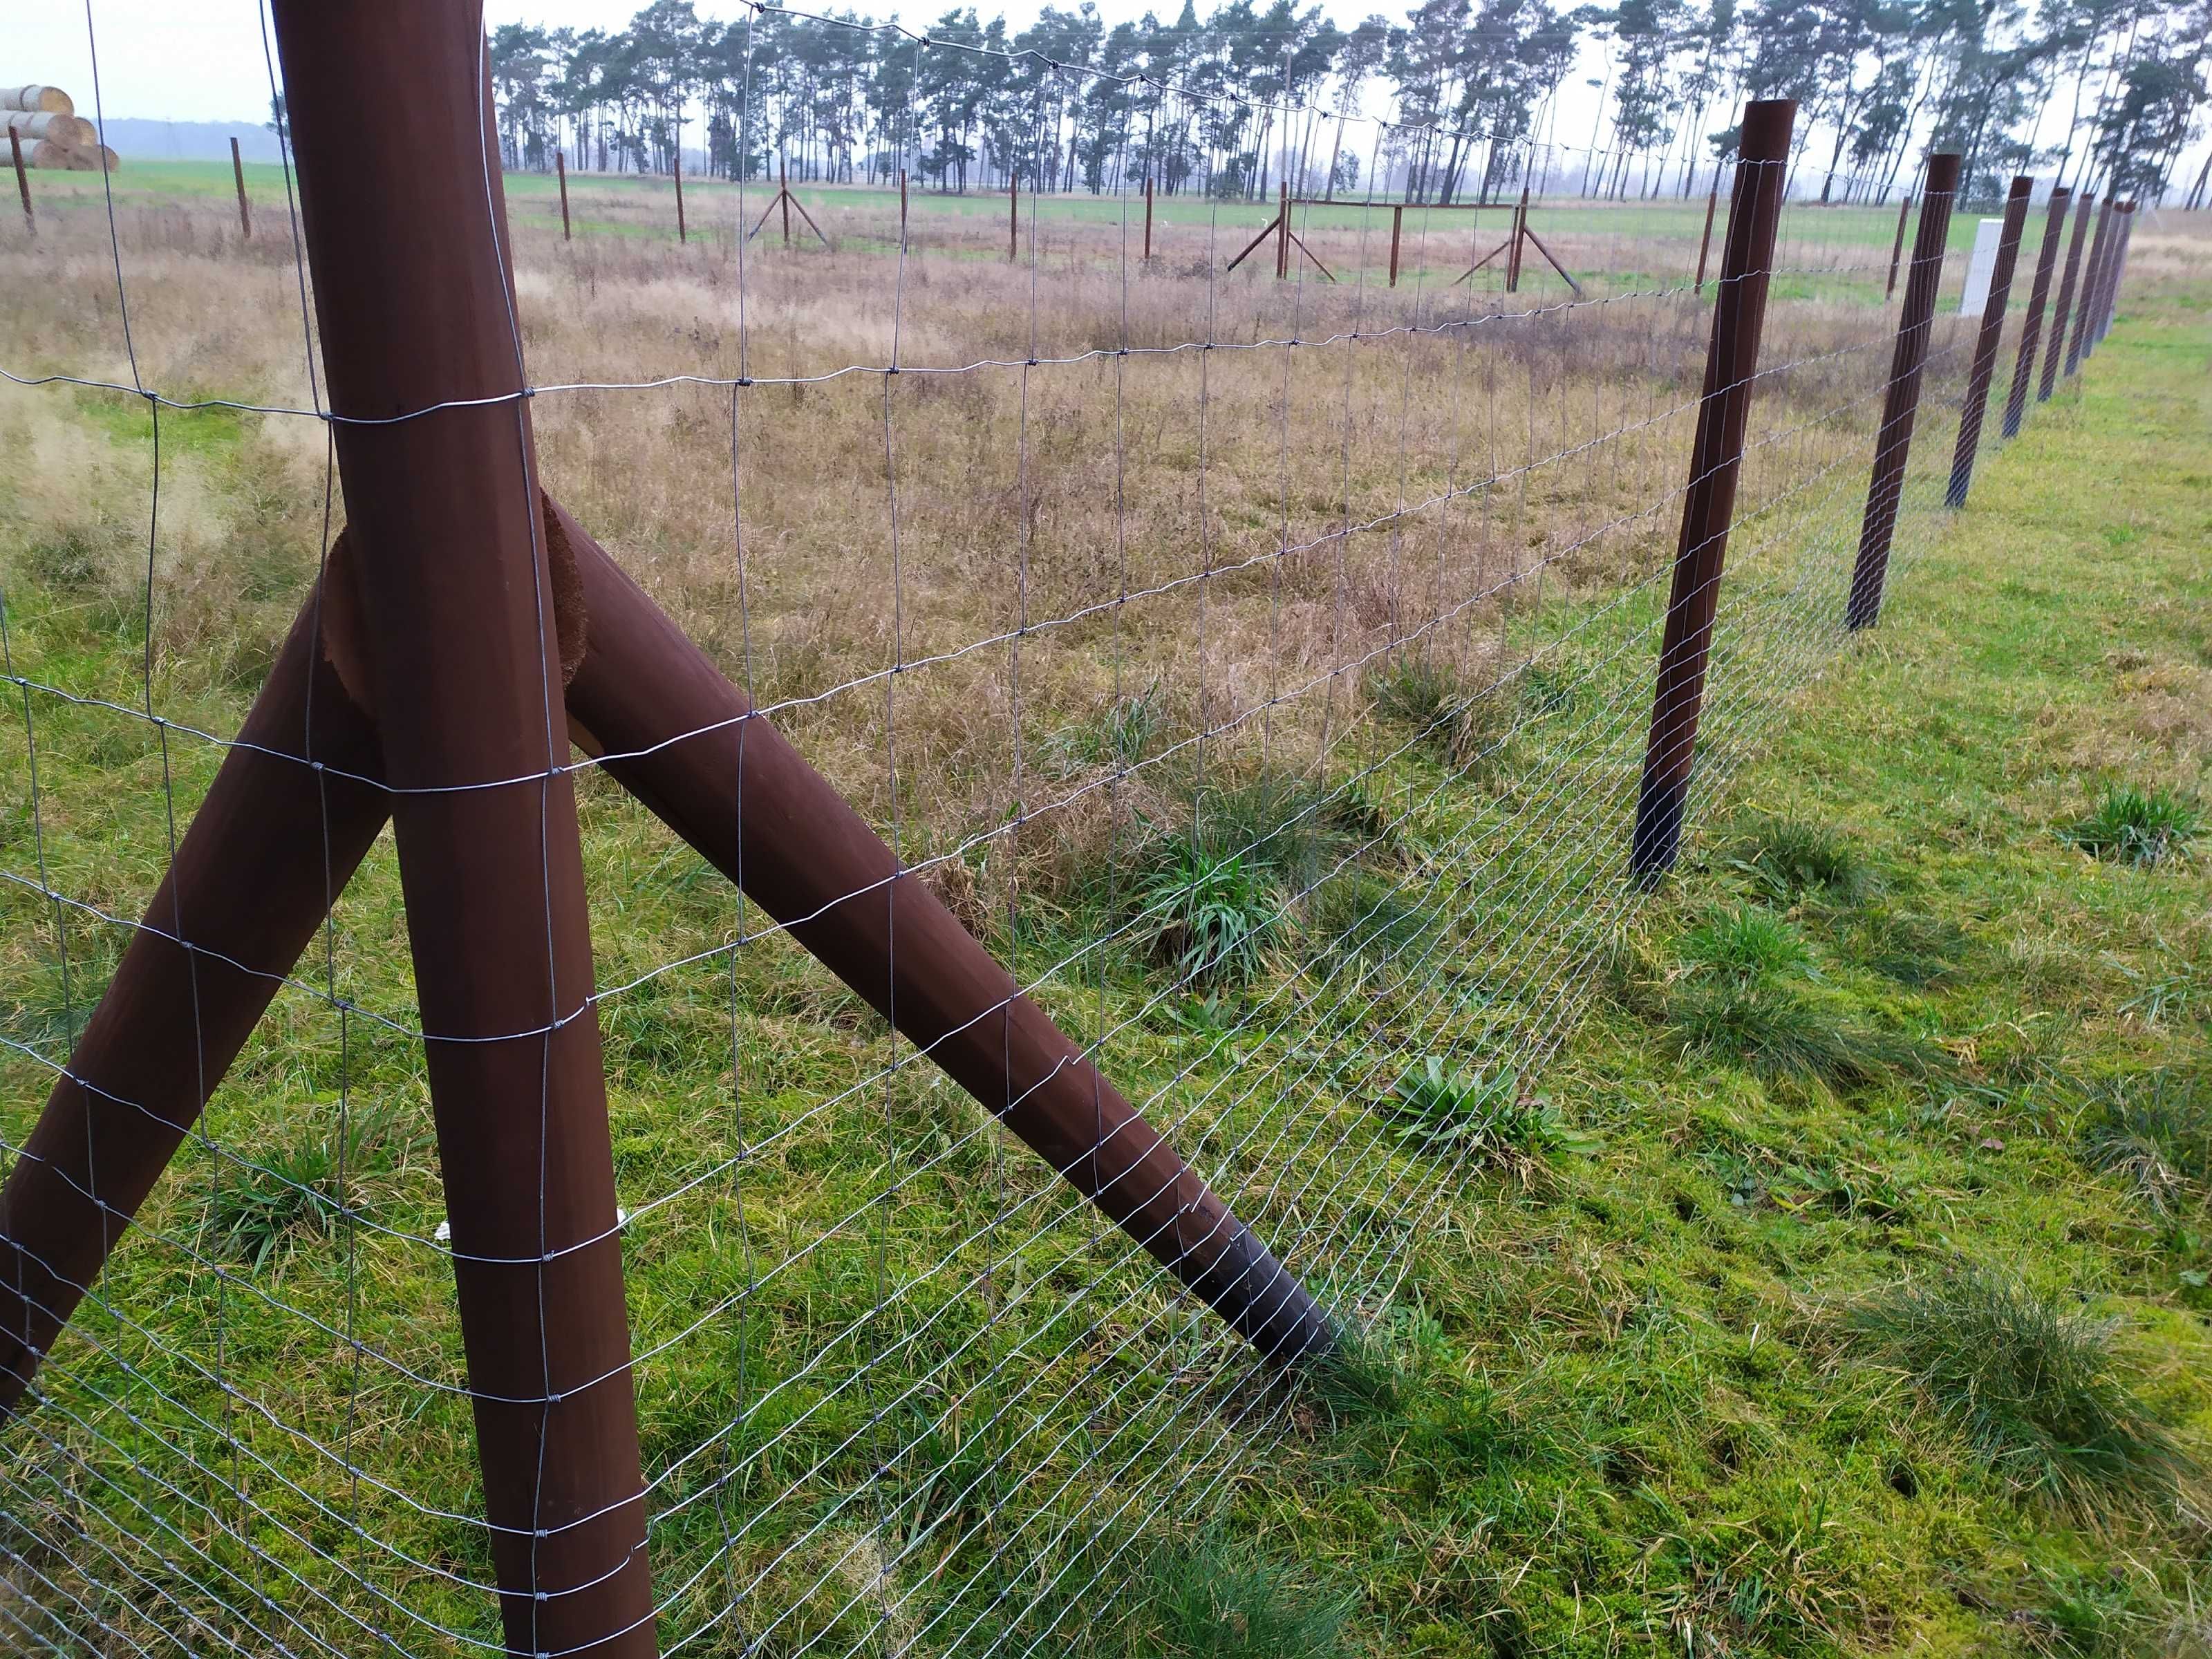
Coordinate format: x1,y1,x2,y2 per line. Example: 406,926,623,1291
899,166,909,234
266,6,655,1655
1275,180,1291,278
780,156,792,247
1627,98,1797,884
1944,174,2034,508
2064,192,2113,379
2090,200,2133,350
1693,167,1718,292
1844,151,1962,631
672,142,686,243
2038,189,2095,402
1506,182,1529,293
556,146,572,241
1388,201,1403,286
1884,191,1911,298
229,135,250,238
1011,168,1020,262
2000,185,2068,438
10,131,32,236
1143,171,1153,260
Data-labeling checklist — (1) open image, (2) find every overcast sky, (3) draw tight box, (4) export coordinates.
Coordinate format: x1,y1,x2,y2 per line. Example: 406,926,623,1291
16,1,1616,142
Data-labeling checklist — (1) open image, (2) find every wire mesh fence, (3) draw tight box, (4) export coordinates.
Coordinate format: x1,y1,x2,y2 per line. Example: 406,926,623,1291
0,6,2137,1656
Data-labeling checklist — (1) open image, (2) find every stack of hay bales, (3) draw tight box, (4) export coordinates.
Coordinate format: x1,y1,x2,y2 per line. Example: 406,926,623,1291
4,84,120,171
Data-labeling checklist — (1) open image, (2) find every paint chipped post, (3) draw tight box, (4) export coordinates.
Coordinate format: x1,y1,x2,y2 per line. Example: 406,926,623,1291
2000,185,2069,440
1845,152,1962,632
265,3,657,1653
1944,174,2033,509
1628,98,1797,885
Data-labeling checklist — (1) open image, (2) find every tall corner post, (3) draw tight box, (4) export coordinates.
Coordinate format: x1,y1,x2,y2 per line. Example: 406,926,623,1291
2038,189,2095,402
1844,151,1962,632
1627,98,1797,885
1944,174,2034,509
266,5,655,1656
2000,185,2069,439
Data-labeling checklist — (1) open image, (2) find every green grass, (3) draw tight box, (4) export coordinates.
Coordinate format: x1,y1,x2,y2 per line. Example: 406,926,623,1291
1,187,2208,1653
2065,782,2203,868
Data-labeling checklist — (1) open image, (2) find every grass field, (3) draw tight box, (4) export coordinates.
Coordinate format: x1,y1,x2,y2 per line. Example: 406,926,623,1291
0,162,2206,1656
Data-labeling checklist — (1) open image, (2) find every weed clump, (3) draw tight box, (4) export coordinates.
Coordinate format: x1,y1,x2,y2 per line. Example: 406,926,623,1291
1365,656,1510,774
203,1109,410,1271
2078,1071,2212,1216
1383,1057,1599,1163
1722,816,1873,905
1136,843,1281,988
1840,1264,2197,1518
2065,785,2202,868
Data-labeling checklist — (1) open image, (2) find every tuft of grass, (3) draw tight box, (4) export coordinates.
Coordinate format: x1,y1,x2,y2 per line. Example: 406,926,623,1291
203,1109,406,1273
1365,657,1510,773
1680,903,1815,982
1122,1535,1354,1659
2065,785,2202,868
1382,1057,1599,1161
1302,868,1435,968
1840,1265,2199,1519
1136,841,1283,988
1852,907,1971,988
1723,816,1873,905
2078,1071,2212,1216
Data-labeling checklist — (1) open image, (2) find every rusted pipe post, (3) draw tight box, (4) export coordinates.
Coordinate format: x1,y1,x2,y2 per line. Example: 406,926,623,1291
1142,171,1153,260
1388,202,1403,286
0,589,386,1418
2038,190,2095,402
267,6,654,1655
1275,180,1291,279
548,501,1334,1364
780,156,792,247
556,147,572,241
1506,182,1530,293
9,130,30,236
2064,193,2113,379
672,142,685,243
2000,185,2068,438
229,135,250,238
1884,191,1911,298
1627,98,1797,884
1944,174,2033,509
1845,152,1962,632
1693,168,1717,292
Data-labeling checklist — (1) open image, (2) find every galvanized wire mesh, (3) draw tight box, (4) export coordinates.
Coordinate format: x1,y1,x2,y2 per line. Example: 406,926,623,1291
0,8,2085,1655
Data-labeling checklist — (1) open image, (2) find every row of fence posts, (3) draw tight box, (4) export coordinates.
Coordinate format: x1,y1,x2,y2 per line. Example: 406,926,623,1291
1632,102,2137,881
0,55,2144,1659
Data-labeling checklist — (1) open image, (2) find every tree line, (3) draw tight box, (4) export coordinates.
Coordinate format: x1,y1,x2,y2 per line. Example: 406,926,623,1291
486,0,2211,207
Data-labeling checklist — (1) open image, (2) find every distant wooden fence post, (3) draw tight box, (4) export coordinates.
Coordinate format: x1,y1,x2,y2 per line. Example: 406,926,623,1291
1388,202,1404,287
264,3,656,1652
1143,171,1154,261
1693,166,1718,292
229,135,251,238
672,143,686,243
900,166,909,235
1506,182,1530,293
2038,190,2096,402
780,156,793,247
1884,191,1911,298
1628,97,1797,884
1944,174,2034,508
1845,151,1962,631
2000,185,2068,438
8,130,30,236
1275,179,1291,279
556,147,572,241
1010,167,1020,262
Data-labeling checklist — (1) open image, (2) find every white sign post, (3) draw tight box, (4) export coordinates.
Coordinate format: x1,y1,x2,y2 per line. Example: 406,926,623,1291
1959,216,2004,316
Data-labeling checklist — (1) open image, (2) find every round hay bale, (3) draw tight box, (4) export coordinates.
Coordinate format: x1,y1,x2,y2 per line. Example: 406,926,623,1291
1,86,74,116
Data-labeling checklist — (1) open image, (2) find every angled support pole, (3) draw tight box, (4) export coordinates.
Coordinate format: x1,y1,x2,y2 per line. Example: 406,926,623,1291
267,5,654,1653
1944,174,2033,509
2038,189,2096,402
1884,191,1911,299
1845,151,1962,631
2000,185,2069,439
1224,208,1284,274
1627,98,1797,884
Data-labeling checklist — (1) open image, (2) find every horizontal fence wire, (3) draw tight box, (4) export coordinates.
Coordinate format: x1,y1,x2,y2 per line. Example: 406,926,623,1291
0,7,2085,1654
